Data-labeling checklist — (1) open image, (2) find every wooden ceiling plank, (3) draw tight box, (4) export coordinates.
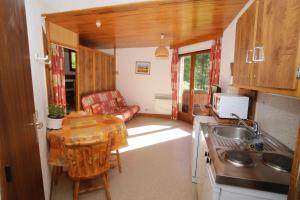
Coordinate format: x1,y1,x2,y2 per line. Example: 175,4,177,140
44,0,247,48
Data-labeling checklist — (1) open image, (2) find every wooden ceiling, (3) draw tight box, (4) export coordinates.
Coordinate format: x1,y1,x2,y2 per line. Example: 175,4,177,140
44,0,247,49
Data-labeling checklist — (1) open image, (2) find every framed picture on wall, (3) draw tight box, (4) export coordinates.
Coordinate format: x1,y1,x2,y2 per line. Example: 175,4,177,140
135,61,151,75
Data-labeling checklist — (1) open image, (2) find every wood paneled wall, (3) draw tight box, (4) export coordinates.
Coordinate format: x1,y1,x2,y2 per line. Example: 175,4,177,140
46,21,79,49
77,46,116,110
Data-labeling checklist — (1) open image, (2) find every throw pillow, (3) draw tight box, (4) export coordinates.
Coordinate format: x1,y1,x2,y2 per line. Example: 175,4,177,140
116,97,127,107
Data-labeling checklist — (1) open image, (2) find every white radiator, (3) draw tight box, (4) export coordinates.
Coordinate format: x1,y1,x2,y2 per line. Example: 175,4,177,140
154,94,172,114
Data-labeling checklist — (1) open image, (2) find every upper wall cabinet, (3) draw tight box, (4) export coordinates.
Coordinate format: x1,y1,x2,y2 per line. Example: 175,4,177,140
233,0,300,97
233,2,257,87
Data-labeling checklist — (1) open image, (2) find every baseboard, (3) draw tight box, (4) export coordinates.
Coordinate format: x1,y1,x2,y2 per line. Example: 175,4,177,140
137,113,171,119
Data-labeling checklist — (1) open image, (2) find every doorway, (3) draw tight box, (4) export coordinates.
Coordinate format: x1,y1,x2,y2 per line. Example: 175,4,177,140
64,49,77,113
178,50,211,123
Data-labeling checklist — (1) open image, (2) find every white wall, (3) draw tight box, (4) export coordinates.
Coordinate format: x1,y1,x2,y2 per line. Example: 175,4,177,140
41,0,146,14
25,1,51,199
178,40,213,55
220,0,300,150
255,93,300,150
116,47,172,114
98,48,114,55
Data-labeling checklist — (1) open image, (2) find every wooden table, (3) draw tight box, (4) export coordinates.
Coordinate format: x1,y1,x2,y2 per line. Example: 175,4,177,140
47,113,128,199
47,113,128,167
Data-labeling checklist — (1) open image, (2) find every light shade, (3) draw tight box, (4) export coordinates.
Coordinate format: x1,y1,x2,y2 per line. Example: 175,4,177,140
155,46,169,57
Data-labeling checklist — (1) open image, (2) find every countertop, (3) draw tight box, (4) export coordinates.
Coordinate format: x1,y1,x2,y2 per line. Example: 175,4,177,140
201,123,292,194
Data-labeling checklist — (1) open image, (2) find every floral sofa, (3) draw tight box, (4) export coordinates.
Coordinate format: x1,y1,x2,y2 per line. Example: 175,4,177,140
81,90,140,122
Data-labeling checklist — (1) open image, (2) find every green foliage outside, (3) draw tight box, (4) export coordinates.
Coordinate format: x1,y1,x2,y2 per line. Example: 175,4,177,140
194,53,210,91
182,53,210,91
182,56,191,90
71,51,76,69
48,104,65,119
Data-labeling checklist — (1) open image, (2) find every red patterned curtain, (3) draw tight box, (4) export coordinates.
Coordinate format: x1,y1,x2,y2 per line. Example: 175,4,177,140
50,44,66,108
171,48,179,120
208,39,221,104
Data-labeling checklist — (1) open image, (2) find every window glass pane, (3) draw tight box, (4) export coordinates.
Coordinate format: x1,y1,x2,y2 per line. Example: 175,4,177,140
178,55,191,113
71,51,76,69
194,52,210,92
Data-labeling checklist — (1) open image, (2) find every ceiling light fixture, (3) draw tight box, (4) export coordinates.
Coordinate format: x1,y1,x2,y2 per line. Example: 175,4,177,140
96,19,101,28
155,33,169,58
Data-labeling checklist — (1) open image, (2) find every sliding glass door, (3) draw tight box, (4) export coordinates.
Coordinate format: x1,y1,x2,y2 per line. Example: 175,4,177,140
178,50,211,122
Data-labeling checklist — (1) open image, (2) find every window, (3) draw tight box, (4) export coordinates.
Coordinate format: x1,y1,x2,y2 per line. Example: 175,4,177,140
178,50,211,114
69,50,76,71
194,52,210,92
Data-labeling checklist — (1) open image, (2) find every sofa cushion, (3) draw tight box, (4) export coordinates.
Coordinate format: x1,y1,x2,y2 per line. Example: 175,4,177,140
91,102,115,114
82,90,121,111
113,105,140,122
81,90,139,122
116,97,127,107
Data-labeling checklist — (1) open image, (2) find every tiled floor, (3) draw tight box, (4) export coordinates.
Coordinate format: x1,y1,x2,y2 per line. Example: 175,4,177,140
52,116,197,200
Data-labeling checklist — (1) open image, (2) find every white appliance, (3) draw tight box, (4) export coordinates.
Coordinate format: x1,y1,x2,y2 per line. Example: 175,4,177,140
213,93,249,119
192,115,216,183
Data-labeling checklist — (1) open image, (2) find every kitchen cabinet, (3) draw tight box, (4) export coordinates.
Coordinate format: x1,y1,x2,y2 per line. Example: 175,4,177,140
233,0,300,97
233,1,257,87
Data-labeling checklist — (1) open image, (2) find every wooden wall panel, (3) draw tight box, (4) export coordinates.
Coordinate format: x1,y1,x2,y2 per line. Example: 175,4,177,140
77,46,115,110
47,21,79,49
78,46,95,97
94,51,115,92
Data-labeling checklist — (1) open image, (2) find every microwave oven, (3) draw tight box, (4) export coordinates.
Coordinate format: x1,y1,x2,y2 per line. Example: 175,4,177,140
213,93,249,119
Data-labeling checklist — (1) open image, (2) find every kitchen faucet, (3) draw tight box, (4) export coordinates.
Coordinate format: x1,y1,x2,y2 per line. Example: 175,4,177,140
230,113,261,137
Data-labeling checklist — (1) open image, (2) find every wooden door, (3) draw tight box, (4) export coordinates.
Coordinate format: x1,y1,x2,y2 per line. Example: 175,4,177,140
0,0,45,199
253,0,300,89
78,46,95,96
233,1,257,87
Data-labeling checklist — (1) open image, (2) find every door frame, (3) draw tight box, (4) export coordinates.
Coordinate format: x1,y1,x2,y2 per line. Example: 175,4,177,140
178,49,211,123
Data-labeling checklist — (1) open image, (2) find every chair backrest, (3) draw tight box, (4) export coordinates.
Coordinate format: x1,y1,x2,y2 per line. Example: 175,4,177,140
64,135,112,179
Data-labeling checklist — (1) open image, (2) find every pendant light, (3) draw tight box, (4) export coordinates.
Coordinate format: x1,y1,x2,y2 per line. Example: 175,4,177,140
155,33,169,57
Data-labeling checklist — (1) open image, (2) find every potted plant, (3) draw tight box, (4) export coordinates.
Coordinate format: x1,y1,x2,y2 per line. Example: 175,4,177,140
47,104,65,129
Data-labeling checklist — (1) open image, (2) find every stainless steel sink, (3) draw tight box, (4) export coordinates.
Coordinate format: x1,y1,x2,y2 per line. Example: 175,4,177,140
213,126,254,141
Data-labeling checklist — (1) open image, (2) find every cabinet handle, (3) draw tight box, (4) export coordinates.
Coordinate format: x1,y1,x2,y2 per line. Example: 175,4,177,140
206,157,210,164
253,46,264,62
246,49,253,64
204,151,210,157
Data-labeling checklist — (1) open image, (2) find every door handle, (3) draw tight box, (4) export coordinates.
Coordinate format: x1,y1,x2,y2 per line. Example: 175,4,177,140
28,121,43,129
27,112,43,130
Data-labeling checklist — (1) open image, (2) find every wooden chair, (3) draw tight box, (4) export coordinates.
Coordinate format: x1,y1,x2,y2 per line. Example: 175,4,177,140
64,136,112,200
111,149,122,173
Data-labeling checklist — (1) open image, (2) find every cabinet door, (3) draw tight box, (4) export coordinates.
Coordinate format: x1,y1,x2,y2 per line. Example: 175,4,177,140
253,0,300,89
233,2,257,87
78,46,95,96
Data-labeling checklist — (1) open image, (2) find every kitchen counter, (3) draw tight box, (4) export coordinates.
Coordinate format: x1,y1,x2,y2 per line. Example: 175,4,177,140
201,123,293,194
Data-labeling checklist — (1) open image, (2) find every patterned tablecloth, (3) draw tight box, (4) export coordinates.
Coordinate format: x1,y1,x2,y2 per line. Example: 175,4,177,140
47,113,128,166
